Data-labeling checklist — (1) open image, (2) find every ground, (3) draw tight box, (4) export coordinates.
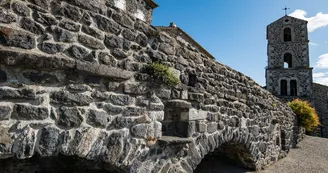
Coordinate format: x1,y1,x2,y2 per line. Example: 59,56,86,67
195,136,328,173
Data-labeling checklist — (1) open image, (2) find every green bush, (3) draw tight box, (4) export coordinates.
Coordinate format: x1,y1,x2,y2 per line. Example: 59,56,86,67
288,99,320,132
146,62,180,87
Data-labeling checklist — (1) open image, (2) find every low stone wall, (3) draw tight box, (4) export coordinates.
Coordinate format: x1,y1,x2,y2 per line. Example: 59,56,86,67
0,0,300,172
313,83,328,137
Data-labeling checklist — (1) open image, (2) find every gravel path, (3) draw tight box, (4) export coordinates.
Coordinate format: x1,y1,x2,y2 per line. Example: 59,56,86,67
255,136,328,173
195,136,328,173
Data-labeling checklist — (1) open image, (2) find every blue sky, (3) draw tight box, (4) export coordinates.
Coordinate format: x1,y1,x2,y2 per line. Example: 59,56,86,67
151,0,328,86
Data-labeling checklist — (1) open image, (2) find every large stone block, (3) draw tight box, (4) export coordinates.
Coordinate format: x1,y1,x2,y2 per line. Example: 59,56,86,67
78,34,105,50
57,107,84,128
0,8,16,24
0,105,11,120
12,125,36,159
180,108,207,121
87,110,110,128
110,94,134,106
50,91,93,106
0,26,35,49
95,15,121,34
11,104,48,120
37,126,60,156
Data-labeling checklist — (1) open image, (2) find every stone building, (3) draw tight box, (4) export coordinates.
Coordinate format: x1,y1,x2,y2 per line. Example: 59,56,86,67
266,15,328,138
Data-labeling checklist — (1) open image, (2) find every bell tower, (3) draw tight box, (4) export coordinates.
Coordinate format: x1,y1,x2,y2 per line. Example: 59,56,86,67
266,15,313,99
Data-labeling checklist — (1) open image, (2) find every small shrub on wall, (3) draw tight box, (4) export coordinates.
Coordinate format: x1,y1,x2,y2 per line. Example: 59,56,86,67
288,99,320,132
146,62,180,87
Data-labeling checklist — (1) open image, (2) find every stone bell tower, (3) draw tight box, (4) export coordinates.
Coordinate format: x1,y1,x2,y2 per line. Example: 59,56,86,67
266,15,313,100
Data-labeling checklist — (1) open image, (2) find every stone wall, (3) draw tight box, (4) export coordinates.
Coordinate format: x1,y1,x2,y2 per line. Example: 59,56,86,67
0,0,300,172
313,83,328,138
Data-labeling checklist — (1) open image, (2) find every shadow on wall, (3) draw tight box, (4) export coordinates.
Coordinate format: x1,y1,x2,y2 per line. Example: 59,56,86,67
195,142,254,173
0,154,120,173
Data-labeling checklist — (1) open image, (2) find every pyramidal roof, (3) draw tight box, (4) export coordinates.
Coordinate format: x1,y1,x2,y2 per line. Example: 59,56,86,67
268,15,308,26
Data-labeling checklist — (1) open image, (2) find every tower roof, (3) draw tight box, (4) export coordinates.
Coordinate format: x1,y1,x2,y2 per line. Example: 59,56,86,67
268,15,308,27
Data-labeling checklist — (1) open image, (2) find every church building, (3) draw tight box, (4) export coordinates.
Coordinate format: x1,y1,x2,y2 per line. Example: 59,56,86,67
266,14,328,138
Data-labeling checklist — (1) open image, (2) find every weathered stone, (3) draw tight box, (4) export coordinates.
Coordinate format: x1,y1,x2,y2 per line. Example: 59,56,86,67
250,125,260,136
59,20,80,32
123,107,146,117
65,45,90,60
76,61,134,80
33,12,57,26
23,71,59,84
122,29,136,41
86,131,108,160
0,105,11,120
54,27,76,42
0,26,35,49
104,131,124,163
50,91,93,106
12,2,30,16
28,0,50,9
197,121,207,133
207,122,218,133
149,103,164,111
41,42,66,54
78,34,105,49
91,90,110,100
87,110,110,128
148,111,164,121
71,0,106,14
20,17,44,35
0,88,36,100
104,35,123,48
110,94,133,106
0,49,75,70
156,89,171,99
11,104,48,120
12,125,36,159
60,130,83,155
0,8,16,24
131,124,150,138
95,15,121,34
67,84,92,91
112,48,129,59
136,33,148,47
82,25,104,40
53,3,82,21
57,107,84,128
37,126,60,156
124,83,149,95
188,93,204,102
104,103,123,115
98,52,117,66
112,13,133,29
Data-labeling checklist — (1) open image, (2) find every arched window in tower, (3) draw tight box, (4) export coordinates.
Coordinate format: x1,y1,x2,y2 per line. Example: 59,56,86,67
290,80,297,96
284,28,292,42
284,53,293,68
280,80,287,96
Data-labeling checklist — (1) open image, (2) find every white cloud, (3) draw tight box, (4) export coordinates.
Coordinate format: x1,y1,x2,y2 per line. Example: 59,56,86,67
316,53,328,68
313,72,328,78
289,9,328,32
309,42,318,46
313,72,328,85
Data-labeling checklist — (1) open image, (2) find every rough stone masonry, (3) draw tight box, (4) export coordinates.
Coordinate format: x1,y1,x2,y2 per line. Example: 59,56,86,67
0,0,304,172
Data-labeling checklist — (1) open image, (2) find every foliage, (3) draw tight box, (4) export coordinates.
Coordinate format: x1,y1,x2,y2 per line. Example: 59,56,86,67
146,62,180,87
288,99,320,131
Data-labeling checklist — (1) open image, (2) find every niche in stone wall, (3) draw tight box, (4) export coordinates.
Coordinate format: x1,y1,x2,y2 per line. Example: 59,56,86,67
283,28,292,42
162,100,194,137
280,80,287,96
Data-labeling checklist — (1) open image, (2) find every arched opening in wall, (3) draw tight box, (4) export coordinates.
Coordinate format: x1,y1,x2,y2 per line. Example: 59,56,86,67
283,28,292,42
195,142,255,173
280,80,287,96
290,80,297,96
284,53,293,68
0,154,120,173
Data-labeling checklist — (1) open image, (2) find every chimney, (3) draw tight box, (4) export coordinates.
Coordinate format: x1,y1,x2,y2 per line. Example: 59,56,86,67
169,22,177,28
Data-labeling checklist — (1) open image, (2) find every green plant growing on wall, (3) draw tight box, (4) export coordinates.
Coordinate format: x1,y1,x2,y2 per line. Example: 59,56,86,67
146,62,180,87
288,99,320,132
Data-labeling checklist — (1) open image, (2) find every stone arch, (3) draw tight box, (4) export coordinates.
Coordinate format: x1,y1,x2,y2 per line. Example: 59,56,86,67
185,129,262,171
283,52,293,68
